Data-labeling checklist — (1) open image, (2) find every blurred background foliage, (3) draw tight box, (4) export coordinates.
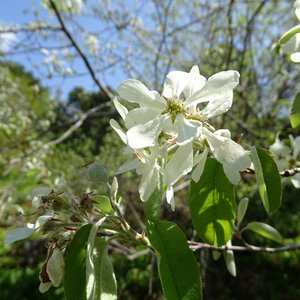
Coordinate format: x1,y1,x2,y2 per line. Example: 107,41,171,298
1,0,300,299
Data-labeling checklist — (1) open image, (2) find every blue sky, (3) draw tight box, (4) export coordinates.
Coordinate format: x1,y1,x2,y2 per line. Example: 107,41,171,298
0,0,111,100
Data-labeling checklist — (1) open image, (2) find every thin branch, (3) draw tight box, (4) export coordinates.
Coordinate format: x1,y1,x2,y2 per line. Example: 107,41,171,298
280,167,300,177
245,167,300,178
0,25,61,33
48,0,114,99
46,103,112,147
189,241,300,253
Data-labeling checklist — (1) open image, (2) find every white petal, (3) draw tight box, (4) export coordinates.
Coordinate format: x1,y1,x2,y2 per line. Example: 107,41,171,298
31,187,52,198
47,248,65,287
292,136,300,158
166,185,175,211
282,33,300,54
295,0,300,20
116,158,140,174
127,116,163,149
4,227,36,244
113,97,128,120
185,70,240,107
139,165,160,202
192,147,208,182
270,133,290,157
117,79,165,111
110,119,127,144
204,128,250,172
291,52,300,63
176,114,201,145
223,164,241,185
183,66,206,99
291,173,300,188
163,142,193,186
35,210,55,228
125,107,160,129
214,129,231,139
200,91,233,119
162,71,190,99
39,282,52,293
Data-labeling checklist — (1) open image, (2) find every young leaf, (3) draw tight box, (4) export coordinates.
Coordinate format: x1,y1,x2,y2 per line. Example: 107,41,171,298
250,147,282,214
189,158,236,246
291,92,300,129
147,220,202,300
279,24,300,45
86,218,117,300
64,224,93,300
237,198,249,225
223,240,236,277
85,163,108,184
94,195,114,213
212,251,221,261
244,222,282,243
144,188,162,223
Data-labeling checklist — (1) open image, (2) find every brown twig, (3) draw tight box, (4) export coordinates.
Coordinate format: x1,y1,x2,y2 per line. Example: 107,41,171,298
245,167,300,178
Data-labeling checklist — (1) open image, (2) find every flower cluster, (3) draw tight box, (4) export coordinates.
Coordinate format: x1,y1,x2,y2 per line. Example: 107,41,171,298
270,134,300,188
111,66,251,209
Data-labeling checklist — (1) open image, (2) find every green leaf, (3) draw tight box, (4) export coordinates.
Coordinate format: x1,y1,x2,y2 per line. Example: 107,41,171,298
244,222,282,243
147,220,202,300
250,147,282,214
144,188,162,222
64,224,93,300
291,92,300,129
223,241,236,277
85,163,108,184
189,158,236,246
86,218,117,300
94,195,114,213
237,198,249,225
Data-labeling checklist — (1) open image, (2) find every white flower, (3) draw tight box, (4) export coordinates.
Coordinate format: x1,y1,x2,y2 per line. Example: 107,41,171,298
117,66,239,149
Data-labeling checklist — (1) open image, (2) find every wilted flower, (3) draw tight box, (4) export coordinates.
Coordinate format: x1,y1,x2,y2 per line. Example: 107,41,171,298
39,247,65,293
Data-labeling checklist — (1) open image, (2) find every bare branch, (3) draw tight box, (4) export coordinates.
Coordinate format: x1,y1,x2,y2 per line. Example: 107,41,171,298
46,102,113,147
189,241,300,253
48,0,114,99
245,167,300,178
0,25,61,33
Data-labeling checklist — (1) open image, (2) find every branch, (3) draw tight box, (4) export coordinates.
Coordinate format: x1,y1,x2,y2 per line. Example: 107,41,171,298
245,167,300,178
48,0,114,99
189,241,300,253
0,25,61,33
46,102,113,147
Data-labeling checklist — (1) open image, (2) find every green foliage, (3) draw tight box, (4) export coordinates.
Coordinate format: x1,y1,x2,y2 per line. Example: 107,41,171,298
87,237,117,300
147,220,202,300
244,222,282,243
189,158,236,246
250,147,282,214
64,224,92,300
85,163,108,184
290,92,300,129
143,188,163,222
